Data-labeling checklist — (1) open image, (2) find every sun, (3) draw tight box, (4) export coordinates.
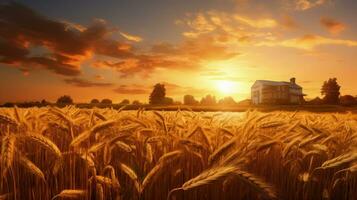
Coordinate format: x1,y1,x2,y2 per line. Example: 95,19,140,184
216,80,235,94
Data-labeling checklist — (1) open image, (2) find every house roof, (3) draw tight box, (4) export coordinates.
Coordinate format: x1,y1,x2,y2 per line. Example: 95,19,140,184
253,80,302,89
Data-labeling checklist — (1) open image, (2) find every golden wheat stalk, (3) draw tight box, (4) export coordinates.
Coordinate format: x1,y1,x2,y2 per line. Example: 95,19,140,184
96,183,104,200
92,175,120,188
49,107,73,126
158,150,182,163
25,133,62,158
115,141,132,153
234,170,277,199
1,135,15,176
51,190,86,200
154,111,168,134
145,143,153,163
13,106,21,124
70,119,118,147
18,154,45,181
0,114,18,126
167,166,237,200
119,163,141,193
141,164,162,193
320,152,357,169
209,138,237,165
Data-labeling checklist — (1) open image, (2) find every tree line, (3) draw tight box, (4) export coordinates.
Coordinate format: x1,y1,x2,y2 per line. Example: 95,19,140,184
1,78,357,107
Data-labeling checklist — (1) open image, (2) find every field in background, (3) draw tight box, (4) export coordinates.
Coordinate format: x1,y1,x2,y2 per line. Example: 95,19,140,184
0,107,356,200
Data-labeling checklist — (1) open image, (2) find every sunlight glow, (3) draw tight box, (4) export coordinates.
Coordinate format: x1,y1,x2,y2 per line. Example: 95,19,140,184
216,80,236,94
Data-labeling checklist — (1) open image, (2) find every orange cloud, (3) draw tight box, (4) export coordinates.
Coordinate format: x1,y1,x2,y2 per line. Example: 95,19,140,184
295,0,327,11
259,34,357,50
280,15,299,29
234,15,278,28
94,34,239,77
119,31,143,42
177,11,293,46
320,17,346,35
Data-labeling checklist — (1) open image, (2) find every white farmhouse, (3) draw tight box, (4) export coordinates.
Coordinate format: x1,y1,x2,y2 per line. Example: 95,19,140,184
251,78,305,105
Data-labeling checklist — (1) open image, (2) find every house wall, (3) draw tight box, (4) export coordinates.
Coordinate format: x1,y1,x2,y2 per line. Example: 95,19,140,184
260,85,290,104
251,82,304,105
251,84,261,104
289,87,303,104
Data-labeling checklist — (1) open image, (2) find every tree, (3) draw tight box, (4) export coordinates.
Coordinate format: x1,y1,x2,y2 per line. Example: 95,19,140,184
101,99,112,104
218,96,236,106
41,99,49,106
321,78,340,104
120,99,130,105
183,95,198,105
200,95,217,105
149,83,166,104
56,95,73,105
132,100,142,105
340,95,356,106
90,99,100,104
163,97,174,105
308,97,323,105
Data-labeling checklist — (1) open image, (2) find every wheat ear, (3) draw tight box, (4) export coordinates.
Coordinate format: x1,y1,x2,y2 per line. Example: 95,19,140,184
167,166,237,200
18,154,45,181
25,133,62,158
51,190,86,200
1,135,15,176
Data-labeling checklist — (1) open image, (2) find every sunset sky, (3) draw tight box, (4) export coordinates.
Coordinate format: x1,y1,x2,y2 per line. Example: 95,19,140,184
0,0,356,103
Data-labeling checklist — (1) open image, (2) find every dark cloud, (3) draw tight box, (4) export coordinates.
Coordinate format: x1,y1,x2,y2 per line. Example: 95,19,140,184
0,2,239,78
64,78,113,87
0,2,134,76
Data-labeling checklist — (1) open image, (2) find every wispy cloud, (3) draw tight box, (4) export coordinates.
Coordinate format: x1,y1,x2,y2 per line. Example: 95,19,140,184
259,34,357,50
234,15,278,28
113,84,148,94
295,0,328,11
64,78,114,87
119,31,143,42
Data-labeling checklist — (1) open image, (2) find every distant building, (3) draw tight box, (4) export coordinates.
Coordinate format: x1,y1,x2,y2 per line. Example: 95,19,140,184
251,78,305,105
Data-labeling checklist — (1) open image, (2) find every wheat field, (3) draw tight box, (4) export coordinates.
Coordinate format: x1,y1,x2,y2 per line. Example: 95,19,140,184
0,106,356,200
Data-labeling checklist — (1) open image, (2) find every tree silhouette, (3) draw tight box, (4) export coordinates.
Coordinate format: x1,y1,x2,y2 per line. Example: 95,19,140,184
120,99,130,105
101,99,112,104
90,99,100,104
149,83,166,104
163,97,174,105
56,95,73,105
183,95,198,105
321,78,340,104
41,99,49,106
308,97,323,105
340,95,356,106
132,100,141,105
218,96,236,106
200,95,217,105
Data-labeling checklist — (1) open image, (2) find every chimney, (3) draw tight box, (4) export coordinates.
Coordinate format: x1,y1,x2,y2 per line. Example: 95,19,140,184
290,77,296,84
